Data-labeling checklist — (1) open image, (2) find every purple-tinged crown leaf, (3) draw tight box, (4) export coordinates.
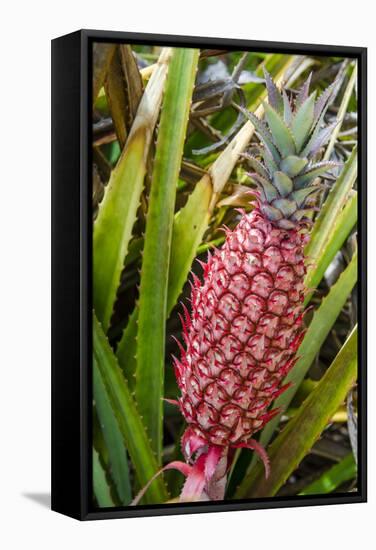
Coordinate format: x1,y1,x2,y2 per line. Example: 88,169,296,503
295,72,312,110
294,161,340,188
308,121,338,157
239,106,281,163
244,154,271,180
251,173,279,202
263,68,284,115
291,186,320,207
272,198,297,217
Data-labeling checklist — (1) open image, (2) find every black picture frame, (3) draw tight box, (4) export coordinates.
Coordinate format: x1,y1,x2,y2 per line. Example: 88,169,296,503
51,29,367,521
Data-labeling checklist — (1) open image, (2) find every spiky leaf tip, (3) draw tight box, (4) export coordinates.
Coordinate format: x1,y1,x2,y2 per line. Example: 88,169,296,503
263,68,284,115
295,72,312,110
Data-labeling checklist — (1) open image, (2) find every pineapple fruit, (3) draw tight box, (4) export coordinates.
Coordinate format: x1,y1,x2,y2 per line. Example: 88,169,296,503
135,70,339,504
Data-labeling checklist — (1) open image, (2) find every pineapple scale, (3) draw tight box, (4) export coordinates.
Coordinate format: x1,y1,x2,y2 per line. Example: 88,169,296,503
175,209,308,448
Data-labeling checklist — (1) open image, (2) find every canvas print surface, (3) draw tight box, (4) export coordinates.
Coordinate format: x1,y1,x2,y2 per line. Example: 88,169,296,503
92,42,359,509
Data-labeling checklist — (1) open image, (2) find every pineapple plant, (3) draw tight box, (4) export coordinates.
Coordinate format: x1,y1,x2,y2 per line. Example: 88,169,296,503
92,45,359,509
147,71,341,502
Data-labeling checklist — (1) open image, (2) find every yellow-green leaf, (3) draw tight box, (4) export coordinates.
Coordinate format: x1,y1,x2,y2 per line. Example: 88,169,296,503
135,48,199,462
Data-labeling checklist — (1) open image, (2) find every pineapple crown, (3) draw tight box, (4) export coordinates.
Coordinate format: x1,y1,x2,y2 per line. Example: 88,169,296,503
241,69,339,229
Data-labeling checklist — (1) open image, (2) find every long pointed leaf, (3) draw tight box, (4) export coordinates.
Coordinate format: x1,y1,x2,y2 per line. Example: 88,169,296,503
305,191,357,303
282,90,293,125
263,102,296,156
294,160,339,188
264,68,284,114
299,453,357,495
94,357,132,505
93,448,115,507
238,108,281,163
295,72,312,109
291,92,316,151
323,63,357,160
301,79,338,158
135,48,199,462
305,146,357,270
93,314,168,504
93,48,172,330
168,176,213,313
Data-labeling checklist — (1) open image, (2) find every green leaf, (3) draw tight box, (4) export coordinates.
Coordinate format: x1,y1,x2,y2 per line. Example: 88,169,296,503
135,48,199,462
238,326,357,498
300,80,337,158
239,108,281,163
272,198,296,216
253,173,279,201
235,252,357,498
273,171,293,197
93,448,115,508
305,146,357,275
264,68,284,114
245,155,270,180
323,63,357,161
116,308,138,383
280,155,308,177
291,92,316,152
305,192,357,303
94,356,132,505
294,161,338,189
93,48,172,330
263,102,296,157
93,134,147,330
299,453,357,496
93,314,168,504
124,236,144,268
168,176,212,313
291,187,319,207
